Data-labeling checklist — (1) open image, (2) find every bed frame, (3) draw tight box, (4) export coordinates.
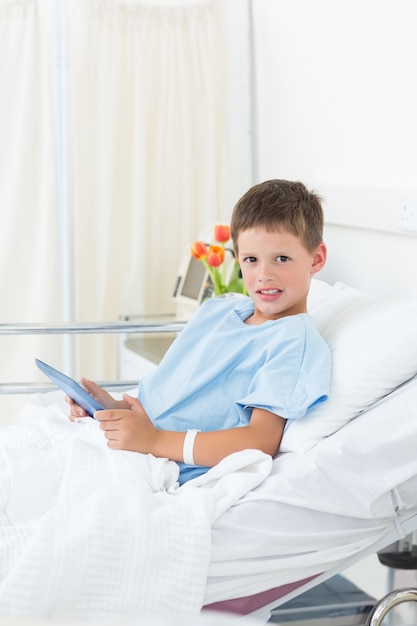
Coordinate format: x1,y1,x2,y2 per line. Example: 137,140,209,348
205,511,417,620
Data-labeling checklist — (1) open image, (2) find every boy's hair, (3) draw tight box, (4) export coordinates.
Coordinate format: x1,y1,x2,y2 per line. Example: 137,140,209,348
230,179,324,253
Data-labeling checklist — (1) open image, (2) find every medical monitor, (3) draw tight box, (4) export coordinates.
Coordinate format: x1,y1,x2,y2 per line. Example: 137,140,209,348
173,245,236,319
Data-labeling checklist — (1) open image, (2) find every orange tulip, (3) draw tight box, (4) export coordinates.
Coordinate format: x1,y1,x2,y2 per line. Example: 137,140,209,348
190,241,207,260
206,245,225,267
214,224,230,243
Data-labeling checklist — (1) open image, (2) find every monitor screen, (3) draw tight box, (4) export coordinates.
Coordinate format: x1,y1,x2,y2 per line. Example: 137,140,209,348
180,256,207,300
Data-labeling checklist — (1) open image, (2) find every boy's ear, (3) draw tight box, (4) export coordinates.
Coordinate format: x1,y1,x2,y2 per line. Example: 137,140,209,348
311,242,327,274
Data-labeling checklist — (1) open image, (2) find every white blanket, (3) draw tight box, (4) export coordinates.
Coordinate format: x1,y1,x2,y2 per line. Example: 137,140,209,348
0,392,272,620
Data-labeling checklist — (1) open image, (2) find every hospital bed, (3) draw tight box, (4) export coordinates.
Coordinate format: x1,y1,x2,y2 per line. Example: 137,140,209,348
1,278,417,622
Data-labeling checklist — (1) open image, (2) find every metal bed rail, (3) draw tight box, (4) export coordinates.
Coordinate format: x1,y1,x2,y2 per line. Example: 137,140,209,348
0,321,186,335
0,320,187,395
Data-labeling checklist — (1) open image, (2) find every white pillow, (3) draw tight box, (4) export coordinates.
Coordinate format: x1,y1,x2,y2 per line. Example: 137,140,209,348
280,279,417,453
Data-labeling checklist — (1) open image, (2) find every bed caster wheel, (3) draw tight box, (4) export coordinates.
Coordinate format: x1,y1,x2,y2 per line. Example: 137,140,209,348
365,588,417,625
378,534,417,570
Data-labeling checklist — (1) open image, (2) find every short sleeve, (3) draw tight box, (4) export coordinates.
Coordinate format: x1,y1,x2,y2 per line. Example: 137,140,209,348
235,316,330,422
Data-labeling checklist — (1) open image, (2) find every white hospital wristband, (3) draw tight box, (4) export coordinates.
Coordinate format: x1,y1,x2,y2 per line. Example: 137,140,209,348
183,429,200,465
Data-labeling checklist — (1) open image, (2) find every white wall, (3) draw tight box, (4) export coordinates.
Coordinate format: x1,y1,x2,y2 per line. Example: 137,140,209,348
253,0,417,299
254,0,417,188
252,0,417,616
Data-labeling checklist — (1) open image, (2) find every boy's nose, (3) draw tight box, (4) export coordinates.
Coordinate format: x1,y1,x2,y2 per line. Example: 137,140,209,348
257,266,275,281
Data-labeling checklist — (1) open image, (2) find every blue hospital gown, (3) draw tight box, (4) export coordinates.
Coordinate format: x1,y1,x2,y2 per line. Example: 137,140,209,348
138,294,331,483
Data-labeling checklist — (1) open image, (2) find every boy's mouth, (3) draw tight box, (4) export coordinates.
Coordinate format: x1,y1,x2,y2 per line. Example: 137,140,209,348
257,289,282,295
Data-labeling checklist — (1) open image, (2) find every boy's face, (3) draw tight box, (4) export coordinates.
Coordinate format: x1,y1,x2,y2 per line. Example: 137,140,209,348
236,227,326,324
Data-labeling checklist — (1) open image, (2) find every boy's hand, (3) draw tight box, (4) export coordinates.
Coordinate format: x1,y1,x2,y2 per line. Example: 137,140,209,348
67,378,130,420
95,395,159,454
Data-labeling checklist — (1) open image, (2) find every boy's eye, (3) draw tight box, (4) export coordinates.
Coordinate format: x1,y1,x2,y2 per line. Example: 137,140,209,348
243,256,257,264
277,255,290,263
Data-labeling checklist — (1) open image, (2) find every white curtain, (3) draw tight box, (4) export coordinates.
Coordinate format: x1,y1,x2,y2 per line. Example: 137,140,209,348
0,0,63,420
0,0,252,420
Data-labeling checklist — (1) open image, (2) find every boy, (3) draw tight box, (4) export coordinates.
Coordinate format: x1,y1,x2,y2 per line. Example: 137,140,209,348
68,179,330,484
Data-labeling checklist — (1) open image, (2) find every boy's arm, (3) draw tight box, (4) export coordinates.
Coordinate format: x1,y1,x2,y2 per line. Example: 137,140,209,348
189,407,285,465
96,395,286,464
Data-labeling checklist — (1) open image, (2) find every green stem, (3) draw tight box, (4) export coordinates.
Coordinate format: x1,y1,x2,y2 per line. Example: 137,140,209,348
202,259,224,295
221,244,226,285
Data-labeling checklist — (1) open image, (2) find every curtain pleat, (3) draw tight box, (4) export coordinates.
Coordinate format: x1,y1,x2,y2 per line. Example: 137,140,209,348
0,0,62,421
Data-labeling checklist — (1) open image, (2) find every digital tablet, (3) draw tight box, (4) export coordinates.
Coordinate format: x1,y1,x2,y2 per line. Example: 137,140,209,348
35,358,104,417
